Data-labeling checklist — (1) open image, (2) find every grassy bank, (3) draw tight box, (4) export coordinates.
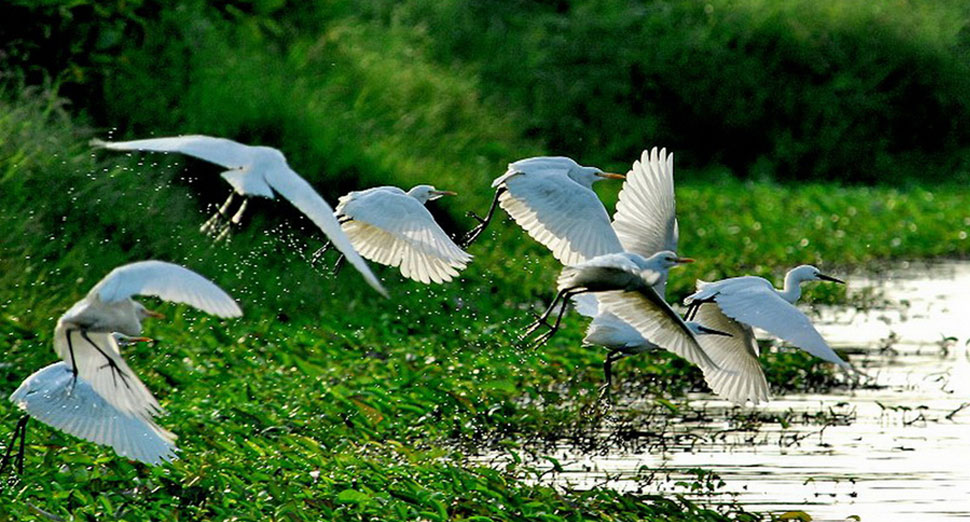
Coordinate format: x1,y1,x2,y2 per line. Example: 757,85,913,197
1,87,968,519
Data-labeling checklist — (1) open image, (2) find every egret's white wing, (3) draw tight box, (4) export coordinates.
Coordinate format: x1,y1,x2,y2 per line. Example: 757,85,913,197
596,288,719,371
612,148,678,260
52,330,162,421
339,190,471,284
498,170,623,265
92,135,252,170
92,261,242,318
572,294,600,318
9,363,177,465
261,167,388,297
713,286,849,368
692,303,770,405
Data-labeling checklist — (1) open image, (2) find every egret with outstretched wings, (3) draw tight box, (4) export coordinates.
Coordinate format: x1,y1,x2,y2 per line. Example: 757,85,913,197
93,135,387,297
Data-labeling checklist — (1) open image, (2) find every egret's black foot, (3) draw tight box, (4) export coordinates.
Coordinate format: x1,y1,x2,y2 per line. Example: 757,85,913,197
310,244,331,266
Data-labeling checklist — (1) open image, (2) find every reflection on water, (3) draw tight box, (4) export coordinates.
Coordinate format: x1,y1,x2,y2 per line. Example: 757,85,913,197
491,261,970,521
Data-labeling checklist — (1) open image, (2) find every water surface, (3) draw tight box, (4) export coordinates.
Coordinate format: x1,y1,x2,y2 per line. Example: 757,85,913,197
488,261,970,521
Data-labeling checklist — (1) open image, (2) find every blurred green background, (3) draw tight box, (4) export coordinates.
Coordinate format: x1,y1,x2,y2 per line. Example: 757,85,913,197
4,0,970,188
1,1,969,520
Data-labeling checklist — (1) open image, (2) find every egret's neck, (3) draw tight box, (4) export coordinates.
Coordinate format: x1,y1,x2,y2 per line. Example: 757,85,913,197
778,271,804,304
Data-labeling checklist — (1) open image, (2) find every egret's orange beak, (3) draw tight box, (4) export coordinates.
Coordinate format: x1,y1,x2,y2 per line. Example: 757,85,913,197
146,309,166,319
596,172,626,180
676,257,695,264
129,337,154,343
431,190,458,197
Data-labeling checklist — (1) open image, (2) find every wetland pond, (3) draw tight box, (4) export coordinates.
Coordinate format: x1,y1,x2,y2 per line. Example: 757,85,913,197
479,261,970,521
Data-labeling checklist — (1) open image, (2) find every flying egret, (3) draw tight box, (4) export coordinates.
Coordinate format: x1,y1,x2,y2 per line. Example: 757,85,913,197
684,265,850,369
554,148,769,403
312,185,472,284
91,135,388,297
460,156,625,264
571,294,734,391
521,251,717,376
1,335,178,474
55,260,242,420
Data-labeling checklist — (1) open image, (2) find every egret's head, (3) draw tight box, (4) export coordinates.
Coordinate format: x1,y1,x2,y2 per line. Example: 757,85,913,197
647,250,695,271
407,184,457,203
791,264,845,284
134,302,165,321
567,165,625,187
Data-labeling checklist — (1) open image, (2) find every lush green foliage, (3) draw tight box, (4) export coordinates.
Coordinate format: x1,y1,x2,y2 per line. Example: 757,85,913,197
2,0,970,519
3,0,970,184
1,81,968,519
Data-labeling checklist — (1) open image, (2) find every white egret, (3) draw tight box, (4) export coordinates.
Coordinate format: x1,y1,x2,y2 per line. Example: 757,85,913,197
313,185,472,284
572,294,735,391
460,156,625,264
2,335,178,472
521,252,714,375
684,265,850,369
561,148,770,403
685,302,771,405
55,260,242,420
92,135,388,297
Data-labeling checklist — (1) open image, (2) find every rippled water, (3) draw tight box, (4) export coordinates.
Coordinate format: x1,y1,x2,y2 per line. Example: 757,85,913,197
490,261,970,521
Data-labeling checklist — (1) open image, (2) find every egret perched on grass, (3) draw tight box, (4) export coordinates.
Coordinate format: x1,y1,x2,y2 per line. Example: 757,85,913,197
460,156,625,263
92,135,388,297
55,260,242,420
684,265,850,369
1,334,178,475
313,185,472,284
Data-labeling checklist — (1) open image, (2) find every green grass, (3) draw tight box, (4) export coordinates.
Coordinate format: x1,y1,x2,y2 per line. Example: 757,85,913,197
2,1,970,518
1,84,968,520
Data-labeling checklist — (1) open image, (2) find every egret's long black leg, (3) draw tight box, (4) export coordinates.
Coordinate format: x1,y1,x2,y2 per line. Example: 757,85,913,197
311,217,352,267
460,187,505,248
80,330,132,391
684,301,701,321
332,255,345,275
0,415,29,478
310,242,332,265
526,288,588,348
65,328,80,391
521,286,575,339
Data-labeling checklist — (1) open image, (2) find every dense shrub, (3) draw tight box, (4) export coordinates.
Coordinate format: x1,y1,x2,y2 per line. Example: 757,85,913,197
2,0,970,187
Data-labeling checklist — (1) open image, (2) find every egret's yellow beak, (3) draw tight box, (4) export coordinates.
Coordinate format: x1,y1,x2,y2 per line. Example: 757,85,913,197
676,257,695,264
596,172,626,180
431,190,458,197
146,309,166,319
129,337,154,343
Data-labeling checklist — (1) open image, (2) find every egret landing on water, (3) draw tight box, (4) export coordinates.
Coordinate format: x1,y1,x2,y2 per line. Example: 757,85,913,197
1,335,178,479
55,260,242,421
312,185,473,284
460,156,625,261
684,265,852,370
92,135,388,297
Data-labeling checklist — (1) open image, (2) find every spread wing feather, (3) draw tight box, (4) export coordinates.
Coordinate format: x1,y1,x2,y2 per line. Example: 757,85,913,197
499,170,622,265
10,363,177,465
692,303,770,405
714,286,849,368
338,189,471,284
92,261,242,318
